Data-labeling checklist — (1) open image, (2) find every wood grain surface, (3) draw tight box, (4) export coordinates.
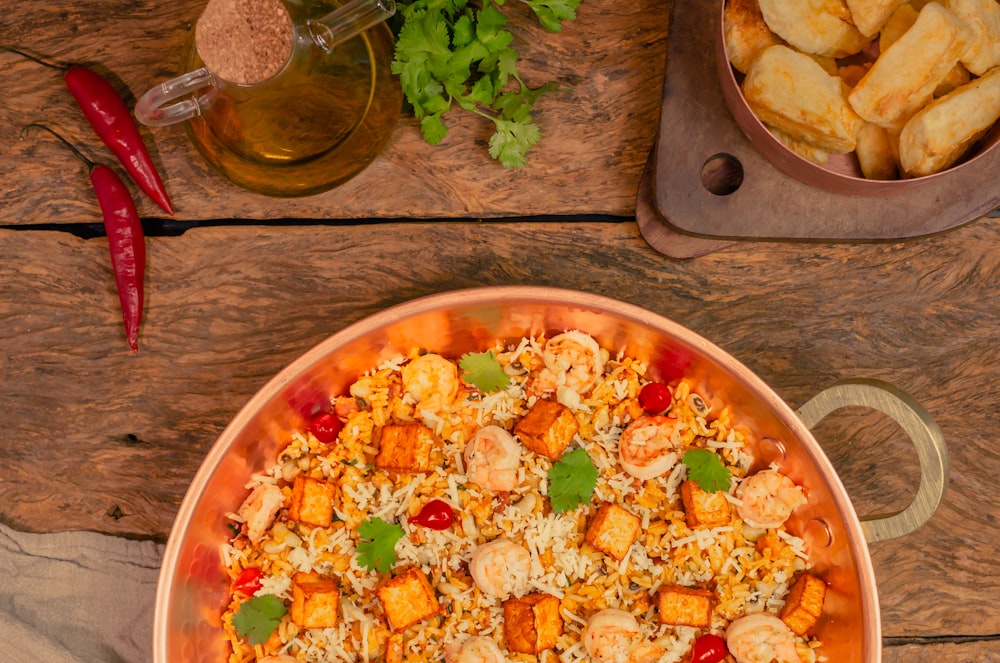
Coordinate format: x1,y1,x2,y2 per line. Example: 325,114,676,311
1,219,999,658
0,0,668,223
2,0,999,659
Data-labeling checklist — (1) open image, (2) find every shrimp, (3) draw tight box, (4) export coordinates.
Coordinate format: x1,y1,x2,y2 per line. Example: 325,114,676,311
468,538,531,599
583,610,663,663
464,425,522,492
617,415,682,480
735,469,807,529
402,353,459,410
534,330,606,395
448,636,507,663
237,482,284,544
726,613,802,663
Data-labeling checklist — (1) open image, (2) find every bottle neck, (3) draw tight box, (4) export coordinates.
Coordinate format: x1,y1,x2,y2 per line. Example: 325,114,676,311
306,0,396,52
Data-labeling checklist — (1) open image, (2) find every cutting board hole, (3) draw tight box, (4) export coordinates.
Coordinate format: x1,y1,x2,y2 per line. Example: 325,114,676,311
701,153,743,195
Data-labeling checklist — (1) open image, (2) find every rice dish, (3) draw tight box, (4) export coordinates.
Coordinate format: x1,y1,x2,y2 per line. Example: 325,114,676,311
221,331,826,663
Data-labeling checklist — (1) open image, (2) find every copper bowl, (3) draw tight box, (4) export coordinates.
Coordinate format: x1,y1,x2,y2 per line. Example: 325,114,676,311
152,286,948,662
715,0,1000,196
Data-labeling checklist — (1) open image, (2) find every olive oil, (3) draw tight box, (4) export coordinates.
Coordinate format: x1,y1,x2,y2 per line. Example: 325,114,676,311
181,0,400,197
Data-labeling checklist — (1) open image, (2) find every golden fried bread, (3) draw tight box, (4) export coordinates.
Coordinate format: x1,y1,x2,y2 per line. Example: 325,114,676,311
846,0,909,37
757,0,869,58
742,44,863,152
899,66,1000,176
724,0,783,73
944,0,1000,75
848,2,974,128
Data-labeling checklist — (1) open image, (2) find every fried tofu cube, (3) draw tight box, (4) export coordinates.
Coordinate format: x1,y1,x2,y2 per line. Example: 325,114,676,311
376,567,441,631
780,573,827,636
288,475,336,528
680,480,731,529
514,399,578,460
502,593,563,654
290,572,340,629
656,585,714,628
375,423,436,473
585,502,641,561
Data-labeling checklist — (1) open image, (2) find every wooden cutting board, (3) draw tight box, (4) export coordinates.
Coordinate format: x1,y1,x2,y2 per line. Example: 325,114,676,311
644,0,1000,248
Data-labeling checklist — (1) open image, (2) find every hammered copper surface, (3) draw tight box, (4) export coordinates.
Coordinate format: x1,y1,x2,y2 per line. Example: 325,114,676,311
155,287,883,662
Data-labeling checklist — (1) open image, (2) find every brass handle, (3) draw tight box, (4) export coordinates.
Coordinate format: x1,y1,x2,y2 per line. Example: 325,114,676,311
795,378,949,543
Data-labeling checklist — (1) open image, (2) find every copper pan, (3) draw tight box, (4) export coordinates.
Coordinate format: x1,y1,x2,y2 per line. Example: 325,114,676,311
152,286,948,662
715,0,1000,196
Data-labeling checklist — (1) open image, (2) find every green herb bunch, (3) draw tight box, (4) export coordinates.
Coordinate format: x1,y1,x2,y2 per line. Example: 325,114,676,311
391,0,581,168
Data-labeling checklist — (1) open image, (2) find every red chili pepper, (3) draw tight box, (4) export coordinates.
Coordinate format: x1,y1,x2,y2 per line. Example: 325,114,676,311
23,124,145,352
409,499,455,530
690,633,727,663
231,567,264,596
308,412,343,444
2,46,174,215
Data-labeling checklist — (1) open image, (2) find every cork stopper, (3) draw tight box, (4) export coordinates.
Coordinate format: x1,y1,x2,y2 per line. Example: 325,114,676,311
195,0,294,85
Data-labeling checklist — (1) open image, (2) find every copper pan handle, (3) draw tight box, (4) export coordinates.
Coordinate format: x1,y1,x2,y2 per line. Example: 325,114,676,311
795,378,949,543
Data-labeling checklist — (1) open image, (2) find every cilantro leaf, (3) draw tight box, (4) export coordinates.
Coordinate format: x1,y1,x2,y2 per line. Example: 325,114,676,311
547,448,598,513
459,351,510,393
518,0,581,33
356,517,405,573
682,449,732,493
231,594,287,645
391,0,577,167
487,116,541,169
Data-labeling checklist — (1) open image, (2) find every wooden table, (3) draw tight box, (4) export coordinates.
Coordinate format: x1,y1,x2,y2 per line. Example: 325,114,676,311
1,1,997,661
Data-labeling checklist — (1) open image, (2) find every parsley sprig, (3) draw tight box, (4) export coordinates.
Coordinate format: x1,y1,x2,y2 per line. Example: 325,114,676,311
682,449,731,493
547,447,598,513
356,517,406,573
459,350,510,393
391,0,580,167
232,594,287,645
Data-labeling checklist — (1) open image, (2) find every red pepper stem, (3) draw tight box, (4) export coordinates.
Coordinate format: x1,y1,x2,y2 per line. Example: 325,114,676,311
21,123,97,171
0,45,68,72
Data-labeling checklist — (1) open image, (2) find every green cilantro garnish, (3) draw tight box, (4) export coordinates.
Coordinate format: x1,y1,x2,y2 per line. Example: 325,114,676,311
231,594,287,645
682,449,731,493
356,517,406,573
520,0,580,32
459,350,510,393
547,448,598,513
391,0,580,168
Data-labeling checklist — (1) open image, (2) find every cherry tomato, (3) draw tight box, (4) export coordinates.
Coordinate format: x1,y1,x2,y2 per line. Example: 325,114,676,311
638,382,672,414
690,633,727,663
231,567,263,596
308,412,342,443
409,499,455,530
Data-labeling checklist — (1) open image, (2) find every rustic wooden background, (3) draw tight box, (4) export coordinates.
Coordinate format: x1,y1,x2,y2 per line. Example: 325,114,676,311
0,0,667,222
1,0,998,661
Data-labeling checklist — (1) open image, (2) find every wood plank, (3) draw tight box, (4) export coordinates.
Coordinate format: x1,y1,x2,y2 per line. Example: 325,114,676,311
0,0,669,223
884,642,1000,663
1,218,998,641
